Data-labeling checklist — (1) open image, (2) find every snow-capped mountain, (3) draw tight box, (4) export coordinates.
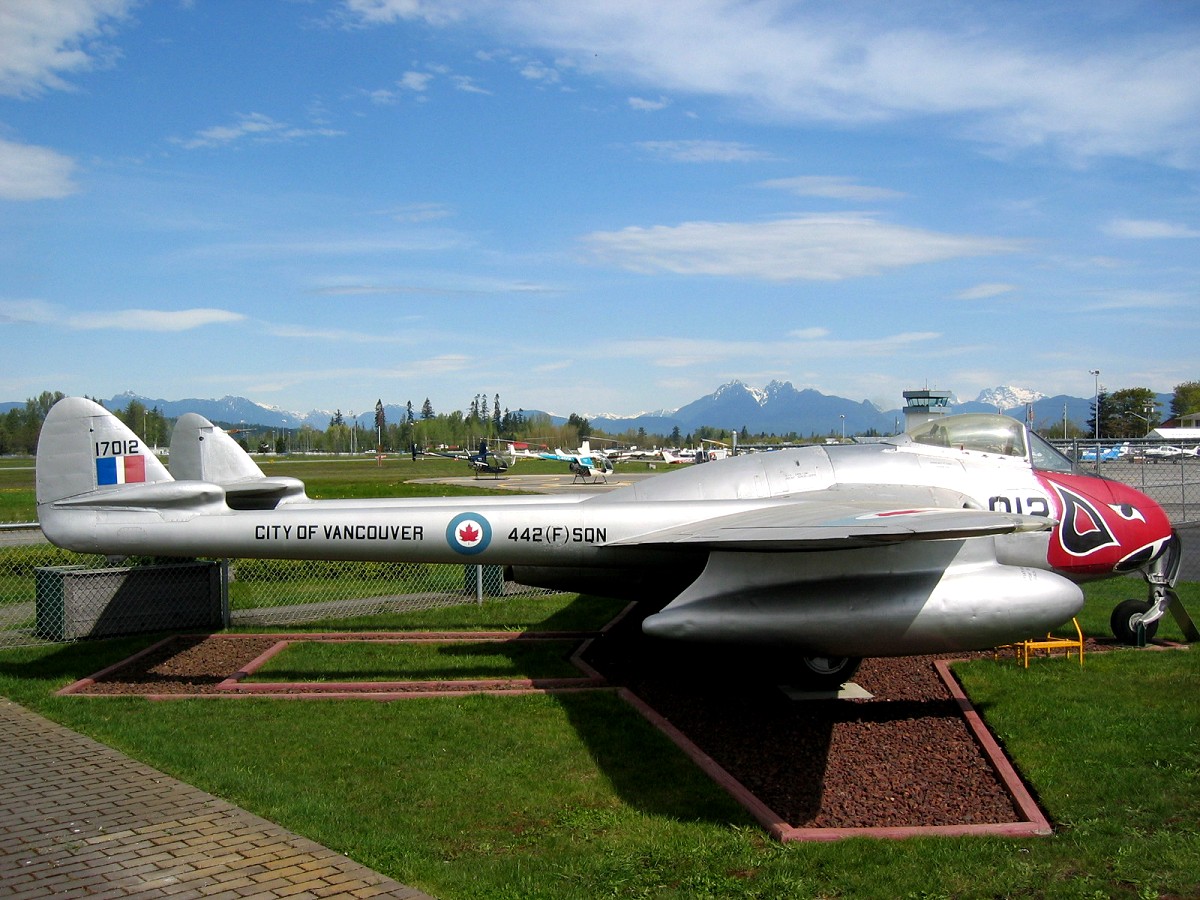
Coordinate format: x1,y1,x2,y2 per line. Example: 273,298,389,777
101,393,325,430
590,380,888,437
974,386,1045,411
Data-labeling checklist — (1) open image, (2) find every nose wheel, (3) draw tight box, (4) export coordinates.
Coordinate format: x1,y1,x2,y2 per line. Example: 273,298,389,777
1110,598,1158,645
1112,530,1199,645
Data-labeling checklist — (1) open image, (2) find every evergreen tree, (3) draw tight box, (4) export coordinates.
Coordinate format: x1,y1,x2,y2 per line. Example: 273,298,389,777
1171,381,1200,418
567,413,591,438
1103,387,1161,437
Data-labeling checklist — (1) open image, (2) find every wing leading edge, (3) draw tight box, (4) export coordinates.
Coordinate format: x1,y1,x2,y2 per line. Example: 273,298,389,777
603,484,1052,551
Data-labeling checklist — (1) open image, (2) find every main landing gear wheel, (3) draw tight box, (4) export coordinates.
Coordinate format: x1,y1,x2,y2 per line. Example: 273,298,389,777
1110,598,1158,645
795,656,862,691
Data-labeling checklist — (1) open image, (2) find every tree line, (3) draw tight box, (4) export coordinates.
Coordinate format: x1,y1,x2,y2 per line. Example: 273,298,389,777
2,382,1198,456
1084,381,1200,440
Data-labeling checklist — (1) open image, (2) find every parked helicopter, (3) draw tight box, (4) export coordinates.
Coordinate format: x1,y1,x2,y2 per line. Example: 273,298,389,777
423,438,516,477
538,441,615,483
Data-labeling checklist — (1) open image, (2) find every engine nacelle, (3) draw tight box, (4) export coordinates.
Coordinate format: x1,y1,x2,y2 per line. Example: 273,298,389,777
642,539,1085,657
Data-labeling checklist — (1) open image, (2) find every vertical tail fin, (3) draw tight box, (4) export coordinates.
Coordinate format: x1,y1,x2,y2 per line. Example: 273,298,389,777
169,412,267,483
169,412,307,506
36,397,173,507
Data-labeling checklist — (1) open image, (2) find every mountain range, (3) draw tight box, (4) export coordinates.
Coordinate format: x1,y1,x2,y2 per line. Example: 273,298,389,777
4,382,1162,438
587,381,1113,437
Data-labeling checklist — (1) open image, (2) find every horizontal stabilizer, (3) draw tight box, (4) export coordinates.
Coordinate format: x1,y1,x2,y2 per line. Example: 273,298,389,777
51,480,226,509
220,478,309,509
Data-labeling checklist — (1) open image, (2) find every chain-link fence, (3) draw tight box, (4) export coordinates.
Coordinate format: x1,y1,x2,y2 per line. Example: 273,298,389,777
0,526,559,649
1050,439,1200,525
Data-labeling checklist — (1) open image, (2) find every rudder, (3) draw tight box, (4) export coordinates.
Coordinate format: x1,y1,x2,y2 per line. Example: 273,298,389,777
36,397,173,507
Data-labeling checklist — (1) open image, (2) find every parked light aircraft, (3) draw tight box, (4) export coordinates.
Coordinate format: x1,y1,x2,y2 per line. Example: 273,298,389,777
1079,443,1131,463
36,398,1193,687
659,448,697,464
1143,445,1196,461
696,439,732,463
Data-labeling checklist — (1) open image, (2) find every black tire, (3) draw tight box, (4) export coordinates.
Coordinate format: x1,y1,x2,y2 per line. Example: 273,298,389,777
792,656,863,691
1110,598,1158,645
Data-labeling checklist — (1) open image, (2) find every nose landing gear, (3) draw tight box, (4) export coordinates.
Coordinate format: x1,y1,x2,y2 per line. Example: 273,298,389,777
1111,531,1198,645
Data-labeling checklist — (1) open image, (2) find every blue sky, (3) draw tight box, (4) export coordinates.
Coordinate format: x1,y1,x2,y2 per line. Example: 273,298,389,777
2,1,1198,419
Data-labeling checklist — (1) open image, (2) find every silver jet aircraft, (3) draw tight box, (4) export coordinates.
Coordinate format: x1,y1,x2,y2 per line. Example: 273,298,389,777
36,397,1190,687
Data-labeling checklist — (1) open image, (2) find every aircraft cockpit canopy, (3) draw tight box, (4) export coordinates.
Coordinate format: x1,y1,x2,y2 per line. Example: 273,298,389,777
906,413,1028,458
903,413,1078,473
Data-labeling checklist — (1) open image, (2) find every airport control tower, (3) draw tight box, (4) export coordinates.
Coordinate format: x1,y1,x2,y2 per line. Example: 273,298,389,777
903,388,952,431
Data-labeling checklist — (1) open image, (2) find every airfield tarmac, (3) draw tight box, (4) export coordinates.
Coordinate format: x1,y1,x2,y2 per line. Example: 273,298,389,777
409,471,661,494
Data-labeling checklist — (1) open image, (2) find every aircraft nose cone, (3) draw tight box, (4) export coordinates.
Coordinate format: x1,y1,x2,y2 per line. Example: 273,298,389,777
1042,472,1174,578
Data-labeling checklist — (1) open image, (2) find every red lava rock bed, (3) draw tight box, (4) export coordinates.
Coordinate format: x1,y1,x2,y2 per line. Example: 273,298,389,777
65,618,1050,833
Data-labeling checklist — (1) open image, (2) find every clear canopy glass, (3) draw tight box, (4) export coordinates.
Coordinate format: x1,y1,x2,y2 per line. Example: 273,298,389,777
906,413,1027,457
904,413,1076,473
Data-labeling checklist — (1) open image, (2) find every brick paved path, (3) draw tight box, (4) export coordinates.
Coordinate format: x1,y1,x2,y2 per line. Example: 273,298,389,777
0,698,433,899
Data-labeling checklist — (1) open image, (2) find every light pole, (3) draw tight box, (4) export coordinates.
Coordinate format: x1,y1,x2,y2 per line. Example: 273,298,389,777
1089,369,1101,439
840,415,846,441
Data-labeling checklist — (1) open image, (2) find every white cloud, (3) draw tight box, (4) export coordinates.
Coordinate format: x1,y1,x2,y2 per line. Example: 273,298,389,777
1,300,246,331
955,283,1017,301
398,70,433,91
267,324,414,344
66,308,247,331
0,138,78,199
345,2,1200,165
387,202,454,223
1081,290,1185,312
636,140,776,163
180,231,469,261
518,60,560,83
1103,218,1200,239
0,299,57,324
171,113,342,150
0,0,132,97
366,87,399,104
759,176,906,202
788,327,830,340
583,214,1025,281
451,74,490,94
341,0,466,27
628,96,669,112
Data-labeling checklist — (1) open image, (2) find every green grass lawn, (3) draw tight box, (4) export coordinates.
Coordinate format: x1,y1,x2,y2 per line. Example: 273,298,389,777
245,637,586,682
0,586,1197,899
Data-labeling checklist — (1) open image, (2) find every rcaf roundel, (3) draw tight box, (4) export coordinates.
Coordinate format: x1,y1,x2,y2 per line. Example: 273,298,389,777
446,512,491,555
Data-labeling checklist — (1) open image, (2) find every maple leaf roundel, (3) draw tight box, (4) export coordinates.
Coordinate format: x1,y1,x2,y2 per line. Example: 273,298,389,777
446,512,492,555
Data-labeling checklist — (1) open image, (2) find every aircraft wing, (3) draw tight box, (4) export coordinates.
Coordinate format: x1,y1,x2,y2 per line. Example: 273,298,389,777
604,484,1052,550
